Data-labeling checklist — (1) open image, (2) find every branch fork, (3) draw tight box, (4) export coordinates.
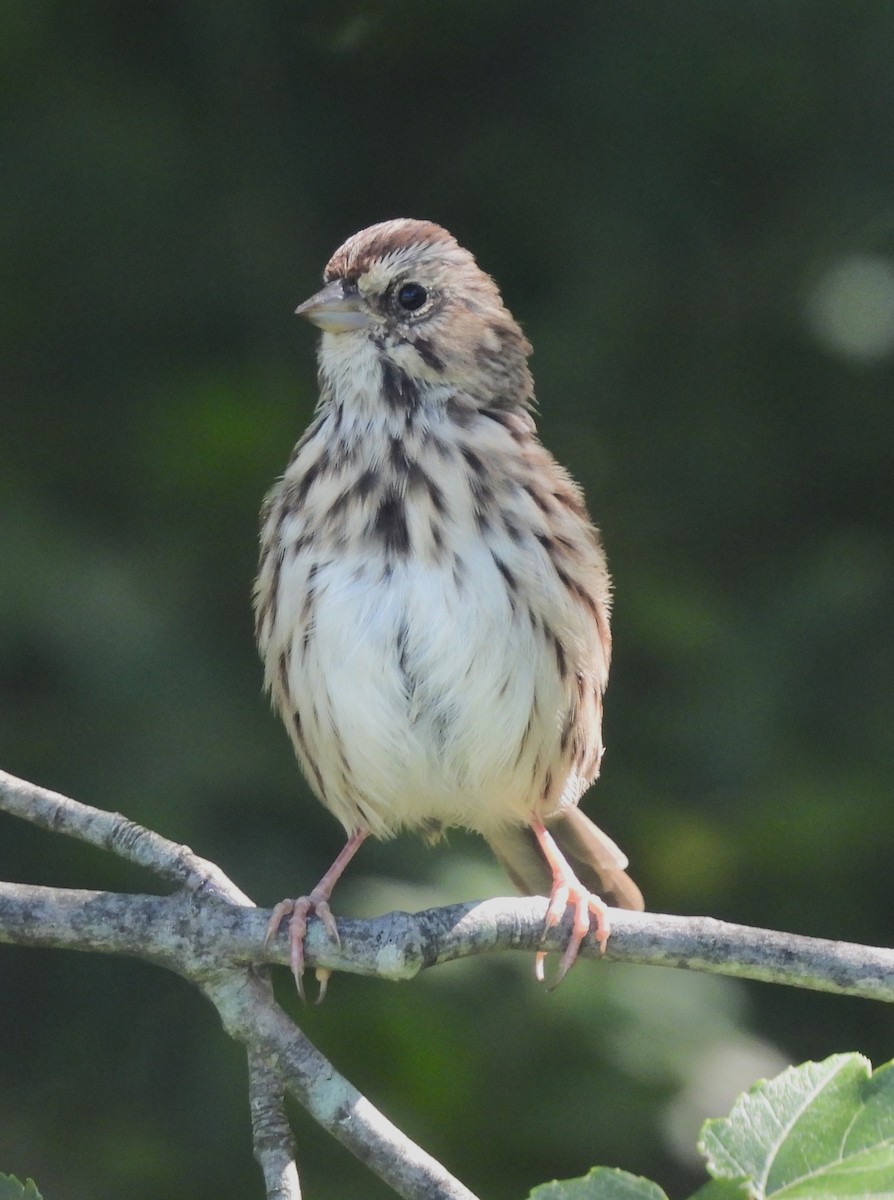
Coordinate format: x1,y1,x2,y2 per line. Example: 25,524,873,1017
2,767,893,1199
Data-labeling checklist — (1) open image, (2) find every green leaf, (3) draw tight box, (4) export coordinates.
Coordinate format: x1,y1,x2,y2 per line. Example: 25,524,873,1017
529,1166,669,1200
0,1176,43,1200
526,1055,894,1200
699,1052,894,1197
689,1179,751,1200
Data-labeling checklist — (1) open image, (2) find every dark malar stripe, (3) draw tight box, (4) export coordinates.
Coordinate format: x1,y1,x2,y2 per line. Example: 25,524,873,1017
413,336,445,372
380,358,419,410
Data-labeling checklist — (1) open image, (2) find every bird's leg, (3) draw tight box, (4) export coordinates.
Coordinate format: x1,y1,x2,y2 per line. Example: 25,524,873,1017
265,829,368,1001
531,819,610,988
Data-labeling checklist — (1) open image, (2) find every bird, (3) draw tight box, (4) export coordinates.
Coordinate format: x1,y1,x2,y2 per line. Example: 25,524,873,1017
254,218,643,997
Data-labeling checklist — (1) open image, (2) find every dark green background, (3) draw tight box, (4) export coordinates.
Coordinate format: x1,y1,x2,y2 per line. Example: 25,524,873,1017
2,4,893,1198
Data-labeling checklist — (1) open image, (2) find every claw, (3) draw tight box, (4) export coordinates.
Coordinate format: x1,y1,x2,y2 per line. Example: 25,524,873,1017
314,967,332,1005
315,899,340,946
534,950,547,983
264,897,297,947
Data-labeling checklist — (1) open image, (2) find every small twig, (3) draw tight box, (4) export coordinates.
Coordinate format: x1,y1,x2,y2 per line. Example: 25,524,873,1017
249,1053,302,1200
206,969,479,1200
0,767,250,905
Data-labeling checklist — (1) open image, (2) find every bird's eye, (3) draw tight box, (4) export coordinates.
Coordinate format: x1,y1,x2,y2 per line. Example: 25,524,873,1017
396,282,428,312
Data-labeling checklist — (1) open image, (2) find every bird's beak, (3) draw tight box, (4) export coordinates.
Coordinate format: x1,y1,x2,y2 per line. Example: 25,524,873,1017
295,279,369,333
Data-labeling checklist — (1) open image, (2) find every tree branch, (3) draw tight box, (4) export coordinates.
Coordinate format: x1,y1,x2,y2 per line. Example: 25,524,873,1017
3,767,893,1200
0,767,480,1200
2,881,893,1002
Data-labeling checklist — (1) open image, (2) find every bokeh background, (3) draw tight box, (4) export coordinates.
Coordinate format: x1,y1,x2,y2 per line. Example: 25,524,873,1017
3,3,894,1198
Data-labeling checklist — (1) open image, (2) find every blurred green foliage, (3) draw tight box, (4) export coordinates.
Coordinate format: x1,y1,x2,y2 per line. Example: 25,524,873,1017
2,3,893,1198
0,1176,43,1200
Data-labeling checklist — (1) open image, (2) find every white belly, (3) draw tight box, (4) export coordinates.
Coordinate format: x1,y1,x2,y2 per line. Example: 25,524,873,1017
279,541,565,839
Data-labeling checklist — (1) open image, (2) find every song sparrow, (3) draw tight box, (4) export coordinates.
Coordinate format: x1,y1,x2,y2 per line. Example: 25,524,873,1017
255,219,643,995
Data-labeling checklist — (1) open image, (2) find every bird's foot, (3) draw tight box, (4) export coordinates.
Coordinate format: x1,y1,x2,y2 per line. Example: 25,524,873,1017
534,881,610,988
531,819,611,988
265,891,339,1003
263,830,368,1002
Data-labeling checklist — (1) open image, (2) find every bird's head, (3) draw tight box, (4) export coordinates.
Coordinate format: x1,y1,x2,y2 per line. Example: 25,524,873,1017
296,219,533,410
